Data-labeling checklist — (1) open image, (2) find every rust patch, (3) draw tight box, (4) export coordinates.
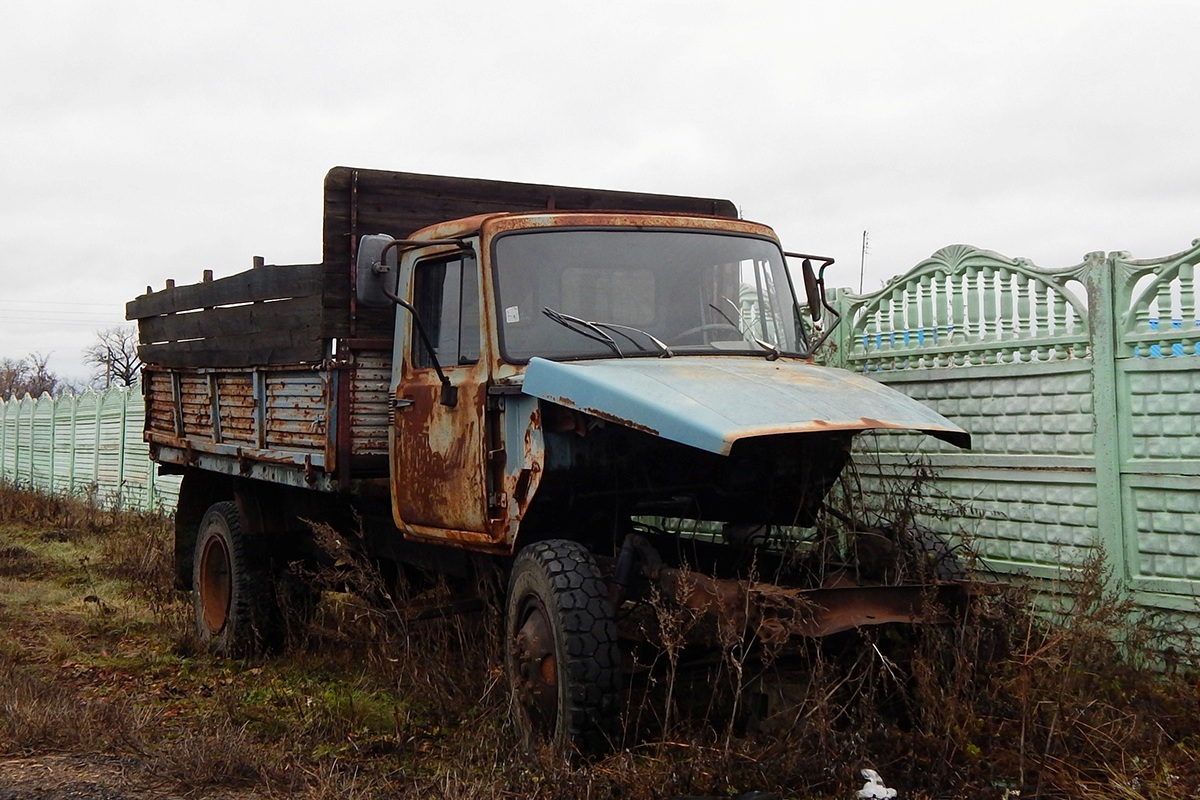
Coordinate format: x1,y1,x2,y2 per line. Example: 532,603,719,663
540,396,660,438
393,375,491,536
483,212,778,240
646,564,973,644
579,407,659,437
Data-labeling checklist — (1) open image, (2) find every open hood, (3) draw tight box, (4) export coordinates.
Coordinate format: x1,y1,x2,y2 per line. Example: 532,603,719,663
521,356,970,455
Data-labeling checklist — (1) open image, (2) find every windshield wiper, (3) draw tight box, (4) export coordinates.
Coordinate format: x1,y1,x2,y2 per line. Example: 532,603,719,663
542,308,674,358
710,299,781,360
752,337,781,360
709,298,743,331
706,300,779,359
590,321,673,358
543,308,623,356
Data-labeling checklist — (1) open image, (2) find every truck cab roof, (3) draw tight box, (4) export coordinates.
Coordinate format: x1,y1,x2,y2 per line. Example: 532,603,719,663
407,210,777,244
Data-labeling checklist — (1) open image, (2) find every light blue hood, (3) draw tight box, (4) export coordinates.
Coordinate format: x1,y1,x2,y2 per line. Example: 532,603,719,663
521,356,970,455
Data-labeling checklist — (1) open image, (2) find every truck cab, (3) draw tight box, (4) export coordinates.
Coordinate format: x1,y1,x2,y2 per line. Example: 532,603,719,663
366,211,965,554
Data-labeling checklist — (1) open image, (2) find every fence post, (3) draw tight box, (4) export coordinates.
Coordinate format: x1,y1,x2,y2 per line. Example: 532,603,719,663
139,380,157,511
11,400,19,484
1086,251,1128,590
826,287,853,371
0,398,7,482
93,390,103,493
117,387,128,509
1,399,9,483
68,393,78,494
47,395,57,492
15,399,21,483
25,395,34,484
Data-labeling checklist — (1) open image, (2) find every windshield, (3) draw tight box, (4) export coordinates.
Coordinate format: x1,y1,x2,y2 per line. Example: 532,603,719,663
493,229,804,362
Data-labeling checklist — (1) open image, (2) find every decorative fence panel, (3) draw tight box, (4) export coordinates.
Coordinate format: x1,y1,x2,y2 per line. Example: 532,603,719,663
1114,247,1200,611
827,239,1200,613
0,384,179,512
5,240,1198,614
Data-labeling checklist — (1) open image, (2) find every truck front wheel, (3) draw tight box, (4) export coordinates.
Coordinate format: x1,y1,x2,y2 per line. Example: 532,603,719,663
193,501,277,656
505,539,618,757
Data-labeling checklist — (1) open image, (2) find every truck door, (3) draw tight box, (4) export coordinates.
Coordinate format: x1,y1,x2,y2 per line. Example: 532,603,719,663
392,252,491,537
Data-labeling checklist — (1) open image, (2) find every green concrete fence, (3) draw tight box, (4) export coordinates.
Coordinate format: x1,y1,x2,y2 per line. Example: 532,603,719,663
826,239,1200,614
0,384,180,512
4,239,1197,617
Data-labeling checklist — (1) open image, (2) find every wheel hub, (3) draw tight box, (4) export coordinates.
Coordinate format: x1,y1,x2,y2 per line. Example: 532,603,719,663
198,534,232,635
513,600,558,729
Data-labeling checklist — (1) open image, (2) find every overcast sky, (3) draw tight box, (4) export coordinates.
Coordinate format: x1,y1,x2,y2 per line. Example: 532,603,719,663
2,0,1197,385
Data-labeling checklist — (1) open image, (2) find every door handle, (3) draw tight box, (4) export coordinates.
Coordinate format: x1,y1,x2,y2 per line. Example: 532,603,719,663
391,397,415,411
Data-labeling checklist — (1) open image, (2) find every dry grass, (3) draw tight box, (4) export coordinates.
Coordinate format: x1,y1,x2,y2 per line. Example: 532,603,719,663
1,481,1199,798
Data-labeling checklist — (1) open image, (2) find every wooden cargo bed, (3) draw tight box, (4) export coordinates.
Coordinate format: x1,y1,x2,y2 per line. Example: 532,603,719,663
127,166,738,490
139,346,391,491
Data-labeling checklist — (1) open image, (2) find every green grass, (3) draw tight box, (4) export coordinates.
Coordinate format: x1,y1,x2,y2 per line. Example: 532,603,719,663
2,481,1199,799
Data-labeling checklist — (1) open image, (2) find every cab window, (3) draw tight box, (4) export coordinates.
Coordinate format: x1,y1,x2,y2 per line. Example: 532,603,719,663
411,255,480,368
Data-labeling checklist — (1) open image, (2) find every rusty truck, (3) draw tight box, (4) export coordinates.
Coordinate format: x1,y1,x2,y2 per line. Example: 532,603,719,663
127,167,973,755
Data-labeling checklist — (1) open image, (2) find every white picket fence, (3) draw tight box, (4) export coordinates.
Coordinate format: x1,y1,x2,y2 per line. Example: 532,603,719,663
0,383,180,512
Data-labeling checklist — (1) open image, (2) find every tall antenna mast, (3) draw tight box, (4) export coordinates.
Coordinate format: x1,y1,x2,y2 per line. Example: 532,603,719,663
859,229,870,294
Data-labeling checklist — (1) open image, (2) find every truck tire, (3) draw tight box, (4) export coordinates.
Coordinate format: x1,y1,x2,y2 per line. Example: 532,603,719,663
505,539,618,757
192,501,277,657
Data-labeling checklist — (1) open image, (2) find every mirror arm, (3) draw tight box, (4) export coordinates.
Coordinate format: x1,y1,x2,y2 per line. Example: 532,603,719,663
364,236,472,408
784,251,836,270
377,237,474,267
784,251,839,357
802,263,843,356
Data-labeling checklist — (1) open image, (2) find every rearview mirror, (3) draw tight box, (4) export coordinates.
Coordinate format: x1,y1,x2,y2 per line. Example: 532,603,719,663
355,234,399,308
801,258,822,322
785,251,834,323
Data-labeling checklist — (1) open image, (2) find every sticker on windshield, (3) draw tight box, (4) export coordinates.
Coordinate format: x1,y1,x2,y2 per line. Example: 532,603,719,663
505,306,520,324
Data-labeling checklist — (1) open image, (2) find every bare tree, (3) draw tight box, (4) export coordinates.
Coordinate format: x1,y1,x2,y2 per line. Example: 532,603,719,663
0,352,64,398
85,326,142,389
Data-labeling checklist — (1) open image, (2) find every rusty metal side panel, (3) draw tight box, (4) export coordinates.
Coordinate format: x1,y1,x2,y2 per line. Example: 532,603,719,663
263,371,328,451
143,365,341,495
393,375,491,537
144,371,176,436
496,393,546,546
350,349,391,460
178,374,212,439
215,374,256,445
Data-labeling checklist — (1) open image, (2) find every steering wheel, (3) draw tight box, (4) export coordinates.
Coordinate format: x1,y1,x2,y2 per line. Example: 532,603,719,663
670,322,744,345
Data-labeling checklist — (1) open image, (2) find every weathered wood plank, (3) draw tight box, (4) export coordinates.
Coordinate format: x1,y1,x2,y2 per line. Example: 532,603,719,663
127,264,324,319
138,328,327,368
137,295,325,345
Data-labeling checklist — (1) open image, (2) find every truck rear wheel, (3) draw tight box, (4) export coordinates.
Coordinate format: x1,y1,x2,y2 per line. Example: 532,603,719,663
505,539,618,757
193,501,277,657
